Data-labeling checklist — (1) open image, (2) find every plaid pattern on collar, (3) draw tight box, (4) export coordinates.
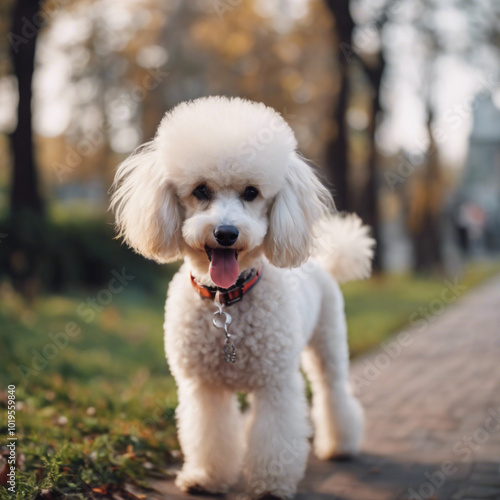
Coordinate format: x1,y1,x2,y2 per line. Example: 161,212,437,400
190,268,262,307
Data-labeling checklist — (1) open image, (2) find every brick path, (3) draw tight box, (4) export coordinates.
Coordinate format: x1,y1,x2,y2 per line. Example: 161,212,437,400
148,275,500,500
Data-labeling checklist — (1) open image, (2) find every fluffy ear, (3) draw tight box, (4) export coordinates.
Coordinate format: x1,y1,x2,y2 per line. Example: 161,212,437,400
110,141,183,263
264,154,333,268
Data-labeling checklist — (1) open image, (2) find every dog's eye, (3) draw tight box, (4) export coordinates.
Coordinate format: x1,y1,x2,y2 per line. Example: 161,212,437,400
192,184,211,201
242,186,259,202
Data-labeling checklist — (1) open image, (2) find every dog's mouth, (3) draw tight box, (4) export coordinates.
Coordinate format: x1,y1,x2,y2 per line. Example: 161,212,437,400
205,246,239,289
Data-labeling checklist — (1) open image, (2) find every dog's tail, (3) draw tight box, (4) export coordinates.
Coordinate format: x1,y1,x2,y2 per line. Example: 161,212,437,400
312,214,375,283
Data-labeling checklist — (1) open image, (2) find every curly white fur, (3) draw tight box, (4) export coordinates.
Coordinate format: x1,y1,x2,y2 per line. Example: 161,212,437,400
110,96,374,499
313,214,375,284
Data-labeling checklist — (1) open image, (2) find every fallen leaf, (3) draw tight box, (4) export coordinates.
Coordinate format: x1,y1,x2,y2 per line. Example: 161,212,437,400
92,484,110,494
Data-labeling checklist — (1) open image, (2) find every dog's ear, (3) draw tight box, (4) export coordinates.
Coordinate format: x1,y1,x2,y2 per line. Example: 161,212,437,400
264,154,333,268
110,141,183,263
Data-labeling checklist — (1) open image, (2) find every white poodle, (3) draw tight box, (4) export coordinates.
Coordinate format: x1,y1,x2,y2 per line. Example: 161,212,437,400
111,96,374,499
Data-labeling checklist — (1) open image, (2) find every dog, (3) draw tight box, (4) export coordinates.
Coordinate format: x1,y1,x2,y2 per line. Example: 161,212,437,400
111,96,374,499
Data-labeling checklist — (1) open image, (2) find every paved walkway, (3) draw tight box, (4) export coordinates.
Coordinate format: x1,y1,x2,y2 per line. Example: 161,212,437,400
149,275,500,500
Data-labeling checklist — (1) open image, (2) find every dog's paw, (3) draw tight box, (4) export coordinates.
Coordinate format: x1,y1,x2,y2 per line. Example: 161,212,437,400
314,436,360,460
336,396,364,455
175,468,231,495
314,396,364,460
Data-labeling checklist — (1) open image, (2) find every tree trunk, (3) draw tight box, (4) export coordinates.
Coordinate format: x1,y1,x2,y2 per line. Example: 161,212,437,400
7,0,44,298
10,0,44,213
324,0,384,271
407,110,443,274
324,69,350,211
357,56,385,271
323,0,355,212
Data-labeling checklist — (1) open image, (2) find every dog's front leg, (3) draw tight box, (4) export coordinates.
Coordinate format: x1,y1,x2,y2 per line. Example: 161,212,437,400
244,372,311,499
175,379,244,494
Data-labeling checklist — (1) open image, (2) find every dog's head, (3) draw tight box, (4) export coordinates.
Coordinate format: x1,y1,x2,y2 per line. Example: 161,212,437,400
111,96,333,287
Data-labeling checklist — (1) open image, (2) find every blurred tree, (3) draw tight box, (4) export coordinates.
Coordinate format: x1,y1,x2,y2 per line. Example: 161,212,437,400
356,1,402,272
406,0,447,273
406,111,444,273
323,0,398,270
7,0,45,298
31,0,337,197
155,0,336,161
402,0,500,273
9,0,44,214
323,0,353,214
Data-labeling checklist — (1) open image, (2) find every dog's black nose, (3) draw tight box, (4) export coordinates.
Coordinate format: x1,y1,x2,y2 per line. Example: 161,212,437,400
214,225,239,246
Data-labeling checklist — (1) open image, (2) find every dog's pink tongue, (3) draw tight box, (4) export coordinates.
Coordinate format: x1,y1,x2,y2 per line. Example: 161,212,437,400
209,249,239,289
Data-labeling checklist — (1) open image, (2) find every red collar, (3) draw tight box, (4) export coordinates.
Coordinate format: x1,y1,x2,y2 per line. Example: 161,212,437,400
190,268,262,307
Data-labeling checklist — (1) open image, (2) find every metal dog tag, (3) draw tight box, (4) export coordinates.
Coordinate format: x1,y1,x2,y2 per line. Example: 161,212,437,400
213,303,237,363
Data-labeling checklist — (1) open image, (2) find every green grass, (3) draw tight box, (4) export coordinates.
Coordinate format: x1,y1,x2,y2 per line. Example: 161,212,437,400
0,260,499,498
0,284,179,499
